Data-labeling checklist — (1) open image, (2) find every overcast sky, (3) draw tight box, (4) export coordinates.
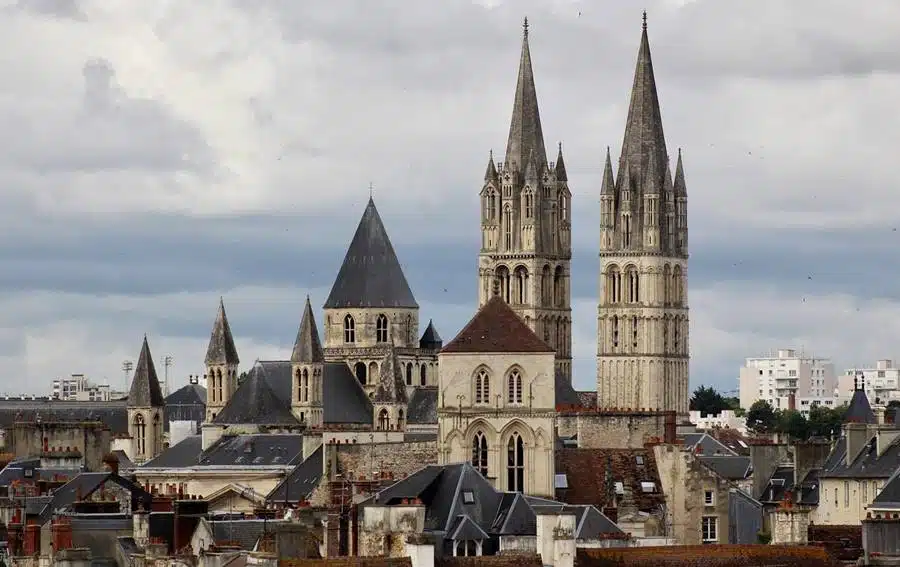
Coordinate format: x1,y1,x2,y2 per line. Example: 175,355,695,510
2,0,899,397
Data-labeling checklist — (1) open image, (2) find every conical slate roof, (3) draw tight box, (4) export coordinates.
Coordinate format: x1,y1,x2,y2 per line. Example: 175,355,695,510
419,319,443,350
600,147,615,195
844,389,876,424
618,13,669,186
212,367,300,426
291,296,324,363
204,298,240,366
555,142,567,182
504,18,547,171
128,336,165,407
324,198,418,309
373,345,408,404
674,148,687,196
442,296,554,354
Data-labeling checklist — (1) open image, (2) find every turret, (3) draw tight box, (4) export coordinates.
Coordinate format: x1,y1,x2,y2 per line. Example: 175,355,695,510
291,296,325,426
203,298,240,423
127,336,165,464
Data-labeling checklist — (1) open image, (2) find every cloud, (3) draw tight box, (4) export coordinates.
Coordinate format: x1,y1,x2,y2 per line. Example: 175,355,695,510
0,1,897,399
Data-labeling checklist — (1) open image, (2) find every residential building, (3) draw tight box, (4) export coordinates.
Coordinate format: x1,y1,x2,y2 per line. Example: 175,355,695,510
689,410,747,434
839,359,900,405
738,348,837,411
51,374,125,402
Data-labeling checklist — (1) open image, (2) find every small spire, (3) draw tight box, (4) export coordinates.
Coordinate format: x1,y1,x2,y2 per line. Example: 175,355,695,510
523,16,529,38
369,182,374,199
642,10,647,31
485,150,498,181
601,147,615,194
555,142,567,181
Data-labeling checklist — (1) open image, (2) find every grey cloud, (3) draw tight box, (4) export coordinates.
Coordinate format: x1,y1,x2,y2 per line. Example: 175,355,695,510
15,0,84,21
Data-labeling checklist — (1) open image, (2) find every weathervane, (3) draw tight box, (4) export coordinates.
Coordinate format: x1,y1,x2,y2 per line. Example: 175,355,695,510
523,17,529,38
642,10,647,30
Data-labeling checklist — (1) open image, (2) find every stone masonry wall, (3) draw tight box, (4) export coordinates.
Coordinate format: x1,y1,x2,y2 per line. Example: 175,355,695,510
559,412,669,449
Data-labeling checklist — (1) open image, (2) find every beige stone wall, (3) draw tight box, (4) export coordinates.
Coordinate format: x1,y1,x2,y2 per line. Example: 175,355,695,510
329,440,438,485
134,470,285,505
770,509,810,544
558,412,669,449
205,362,239,423
323,307,419,349
817,477,885,525
359,505,425,557
127,407,165,464
10,422,111,470
653,444,731,545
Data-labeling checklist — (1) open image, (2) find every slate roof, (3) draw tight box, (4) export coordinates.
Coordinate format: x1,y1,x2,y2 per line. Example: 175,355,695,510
207,518,287,550
205,298,240,366
0,400,129,434
291,296,324,364
698,456,752,481
845,389,876,424
373,346,408,404
419,320,443,351
39,472,151,524
819,434,900,479
141,435,203,468
704,427,751,456
212,370,300,426
796,468,820,506
504,21,547,171
324,197,418,309
555,448,664,512
164,383,207,429
871,464,900,509
555,143,568,181
407,388,438,424
681,433,738,456
441,296,555,354
143,434,303,469
361,462,622,541
759,466,795,504
249,360,373,425
128,336,165,408
555,371,586,407
267,446,323,503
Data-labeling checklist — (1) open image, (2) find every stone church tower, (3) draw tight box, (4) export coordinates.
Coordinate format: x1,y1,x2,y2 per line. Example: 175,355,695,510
204,298,240,423
478,19,573,382
127,336,165,464
291,296,325,427
597,14,689,414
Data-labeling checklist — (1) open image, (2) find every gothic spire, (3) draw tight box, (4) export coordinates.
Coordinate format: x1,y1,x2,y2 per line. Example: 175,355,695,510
292,295,324,364
484,150,498,182
204,298,240,366
555,142,568,181
505,17,547,172
129,335,165,408
600,147,615,194
674,148,687,195
619,12,668,183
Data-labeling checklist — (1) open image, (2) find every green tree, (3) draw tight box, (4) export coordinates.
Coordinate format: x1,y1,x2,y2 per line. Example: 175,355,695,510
238,371,249,386
746,400,777,435
777,409,809,441
689,385,729,417
807,403,844,439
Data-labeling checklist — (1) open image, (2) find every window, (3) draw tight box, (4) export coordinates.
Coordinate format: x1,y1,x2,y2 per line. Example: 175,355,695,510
862,480,868,502
524,191,534,218
406,363,413,386
344,315,356,343
397,409,404,430
301,368,309,402
484,190,496,221
612,316,619,349
376,314,389,343
844,481,849,507
134,414,146,455
507,370,523,404
377,409,389,431
704,490,714,506
475,370,490,404
472,432,488,476
507,433,525,492
702,517,717,543
632,316,638,349
504,205,513,250
463,490,475,505
420,364,427,386
635,455,644,466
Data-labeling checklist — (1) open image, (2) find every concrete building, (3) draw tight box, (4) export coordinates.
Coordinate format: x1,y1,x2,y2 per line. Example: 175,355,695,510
51,374,125,402
838,359,900,405
738,348,837,411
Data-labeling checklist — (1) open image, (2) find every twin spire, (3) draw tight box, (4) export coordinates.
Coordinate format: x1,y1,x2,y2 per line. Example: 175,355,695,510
504,16,547,172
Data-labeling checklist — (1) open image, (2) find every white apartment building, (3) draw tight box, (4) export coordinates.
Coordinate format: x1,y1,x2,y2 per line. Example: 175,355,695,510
738,348,838,412
688,410,747,434
52,374,126,401
838,359,900,405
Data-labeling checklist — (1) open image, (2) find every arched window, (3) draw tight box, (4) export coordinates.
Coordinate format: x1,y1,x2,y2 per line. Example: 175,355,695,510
216,368,223,404
134,414,146,455
662,265,672,305
523,190,534,218
484,190,497,221
420,364,427,386
612,316,619,349
507,370,523,404
354,362,367,385
495,266,511,303
625,266,640,303
472,431,488,476
301,368,309,402
378,409,389,431
632,316,639,349
672,266,683,306
607,266,622,304
406,363,413,386
344,315,356,343
397,409,405,430
376,314,389,343
503,204,513,250
674,317,680,353
514,266,528,304
559,193,568,221
507,433,525,492
475,369,490,404
622,213,632,247
553,266,564,307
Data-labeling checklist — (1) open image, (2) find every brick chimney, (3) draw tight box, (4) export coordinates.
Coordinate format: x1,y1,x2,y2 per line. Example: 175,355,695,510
7,509,24,556
103,453,119,476
24,521,40,555
51,517,74,553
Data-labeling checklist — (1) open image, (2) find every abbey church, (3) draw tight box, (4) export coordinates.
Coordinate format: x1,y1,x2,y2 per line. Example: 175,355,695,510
122,13,690,523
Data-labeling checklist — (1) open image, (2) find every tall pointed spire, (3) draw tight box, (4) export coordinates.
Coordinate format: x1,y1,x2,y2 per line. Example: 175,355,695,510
673,148,687,195
505,17,547,171
555,142,568,181
620,11,668,182
484,150,498,182
205,298,240,366
292,295,324,363
601,147,615,194
129,336,165,407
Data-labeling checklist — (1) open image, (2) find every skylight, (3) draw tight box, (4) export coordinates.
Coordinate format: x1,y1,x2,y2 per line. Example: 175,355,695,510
555,474,569,489
462,490,475,504
640,482,656,493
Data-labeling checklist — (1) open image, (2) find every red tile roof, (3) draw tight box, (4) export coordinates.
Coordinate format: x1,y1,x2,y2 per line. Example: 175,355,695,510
555,448,664,512
576,545,837,566
441,296,554,354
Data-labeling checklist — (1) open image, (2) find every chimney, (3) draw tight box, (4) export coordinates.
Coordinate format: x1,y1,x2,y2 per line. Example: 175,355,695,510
133,503,149,548
8,510,23,557
103,453,119,476
405,535,434,567
788,393,796,412
51,517,74,553
24,522,40,556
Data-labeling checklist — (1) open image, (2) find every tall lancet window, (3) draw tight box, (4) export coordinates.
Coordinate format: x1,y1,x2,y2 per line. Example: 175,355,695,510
612,315,619,349
134,414,146,455
507,370,523,404
503,205,513,250
507,433,525,492
472,431,488,476
475,369,490,404
524,191,534,218
376,314,389,343
301,368,309,402
344,315,356,343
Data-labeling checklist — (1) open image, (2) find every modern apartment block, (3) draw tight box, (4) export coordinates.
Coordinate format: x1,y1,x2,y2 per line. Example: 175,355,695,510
52,373,126,401
838,359,900,404
738,348,837,412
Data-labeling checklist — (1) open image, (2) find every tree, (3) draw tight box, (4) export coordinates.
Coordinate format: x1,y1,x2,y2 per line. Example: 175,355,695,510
807,403,844,439
777,409,809,441
689,385,729,417
746,400,777,435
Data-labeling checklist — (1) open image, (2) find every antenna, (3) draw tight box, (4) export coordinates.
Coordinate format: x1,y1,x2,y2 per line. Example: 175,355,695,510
122,360,133,392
